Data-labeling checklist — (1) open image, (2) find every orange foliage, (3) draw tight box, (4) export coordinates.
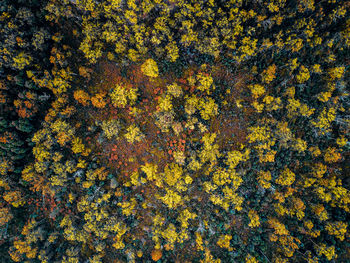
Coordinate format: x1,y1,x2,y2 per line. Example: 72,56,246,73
74,89,90,106
91,92,107,108
151,249,162,261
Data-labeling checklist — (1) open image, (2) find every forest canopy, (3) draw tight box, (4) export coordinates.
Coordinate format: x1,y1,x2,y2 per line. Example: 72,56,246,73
0,0,349,262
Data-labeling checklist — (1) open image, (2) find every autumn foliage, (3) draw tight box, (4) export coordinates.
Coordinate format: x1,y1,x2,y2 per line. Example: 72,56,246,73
0,0,349,263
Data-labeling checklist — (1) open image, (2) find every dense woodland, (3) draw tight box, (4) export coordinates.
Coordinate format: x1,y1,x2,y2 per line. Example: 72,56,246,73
0,0,349,262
